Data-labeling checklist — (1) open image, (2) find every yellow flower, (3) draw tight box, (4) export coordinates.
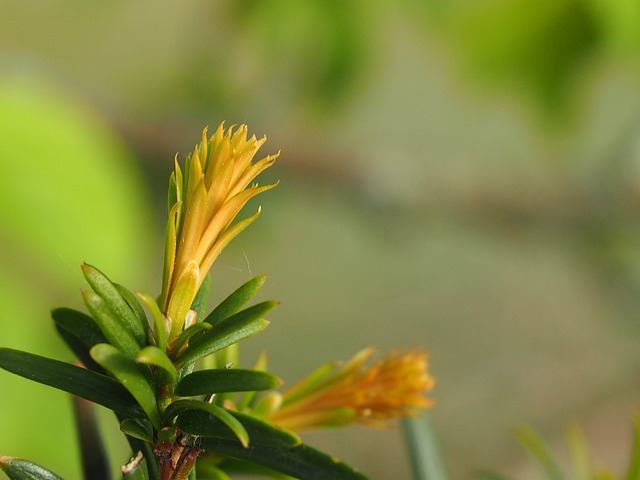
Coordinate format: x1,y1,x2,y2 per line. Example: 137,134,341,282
262,347,435,431
160,123,278,340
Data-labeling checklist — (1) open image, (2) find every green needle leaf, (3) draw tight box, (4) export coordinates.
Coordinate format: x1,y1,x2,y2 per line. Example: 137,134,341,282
90,344,161,428
175,369,281,396
82,290,141,359
116,284,151,340
175,408,300,448
203,275,267,326
136,346,177,384
120,419,154,444
165,400,249,448
52,307,107,373
137,292,168,353
0,457,64,480
169,322,212,360
0,348,143,417
176,301,276,368
82,264,147,347
200,438,369,480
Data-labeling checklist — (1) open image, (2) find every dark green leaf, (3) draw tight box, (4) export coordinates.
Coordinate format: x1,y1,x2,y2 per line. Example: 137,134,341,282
82,264,147,347
115,415,158,480
200,438,369,480
90,344,161,428
175,408,300,448
165,400,249,447
191,274,211,322
0,348,143,417
169,322,212,360
52,307,107,346
0,457,64,480
72,396,111,480
175,369,281,396
195,458,233,480
52,307,107,373
120,419,153,444
199,457,292,479
136,346,177,384
136,292,168,354
203,275,267,326
115,283,151,340
82,290,141,359
177,301,276,368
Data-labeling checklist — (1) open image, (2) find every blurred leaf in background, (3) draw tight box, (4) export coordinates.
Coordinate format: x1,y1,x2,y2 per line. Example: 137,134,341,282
0,73,155,478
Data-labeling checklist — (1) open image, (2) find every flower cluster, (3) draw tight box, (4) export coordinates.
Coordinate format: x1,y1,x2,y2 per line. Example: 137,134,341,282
160,123,278,340
250,347,435,431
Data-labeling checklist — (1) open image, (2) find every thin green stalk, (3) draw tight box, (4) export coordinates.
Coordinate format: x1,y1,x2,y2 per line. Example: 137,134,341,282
401,413,450,480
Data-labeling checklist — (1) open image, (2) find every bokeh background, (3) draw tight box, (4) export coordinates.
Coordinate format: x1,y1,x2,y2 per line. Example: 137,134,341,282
2,1,640,478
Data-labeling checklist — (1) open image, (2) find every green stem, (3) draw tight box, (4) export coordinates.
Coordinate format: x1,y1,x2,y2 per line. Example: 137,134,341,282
401,413,450,480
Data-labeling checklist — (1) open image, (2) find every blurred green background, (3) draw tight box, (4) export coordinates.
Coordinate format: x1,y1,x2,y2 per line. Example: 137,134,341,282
2,1,640,478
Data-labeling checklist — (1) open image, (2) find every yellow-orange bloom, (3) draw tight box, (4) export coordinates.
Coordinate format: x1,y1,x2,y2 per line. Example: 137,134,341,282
161,123,278,339
263,347,435,431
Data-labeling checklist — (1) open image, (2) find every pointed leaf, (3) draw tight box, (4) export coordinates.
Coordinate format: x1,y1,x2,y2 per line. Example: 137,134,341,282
177,301,276,368
52,307,107,373
115,284,150,339
120,419,154,443
176,317,269,369
175,369,281,396
83,290,141,358
0,457,64,480
200,438,370,480
82,264,147,346
194,459,233,480
0,348,142,416
198,457,290,479
136,346,177,384
115,417,158,480
137,292,168,353
167,260,200,339
169,322,212,360
160,198,180,311
175,408,300,449
203,275,267,327
52,307,107,346
91,344,161,428
165,400,249,448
